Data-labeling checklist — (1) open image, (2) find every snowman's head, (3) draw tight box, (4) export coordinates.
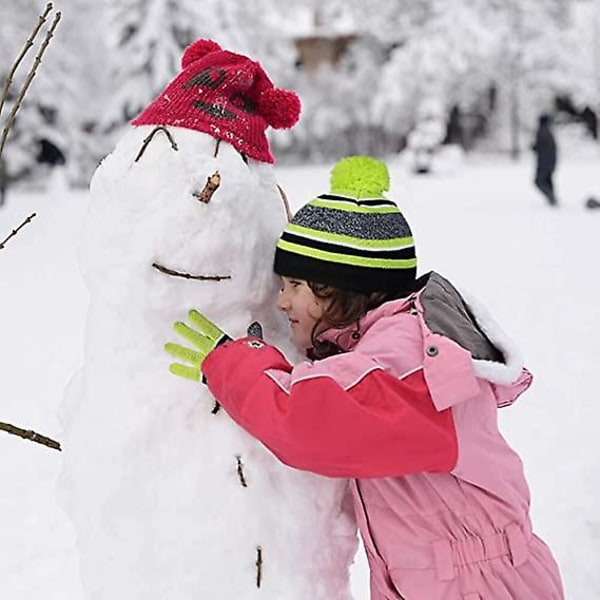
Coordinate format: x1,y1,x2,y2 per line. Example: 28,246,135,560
82,39,302,319
82,125,289,317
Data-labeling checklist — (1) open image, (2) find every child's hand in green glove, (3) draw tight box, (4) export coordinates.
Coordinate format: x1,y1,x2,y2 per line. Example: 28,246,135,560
164,309,232,381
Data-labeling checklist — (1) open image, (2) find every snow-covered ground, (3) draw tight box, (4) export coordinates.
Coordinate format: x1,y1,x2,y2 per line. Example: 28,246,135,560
1,140,599,598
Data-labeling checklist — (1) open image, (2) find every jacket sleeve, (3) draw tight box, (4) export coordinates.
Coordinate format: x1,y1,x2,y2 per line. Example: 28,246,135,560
202,338,458,478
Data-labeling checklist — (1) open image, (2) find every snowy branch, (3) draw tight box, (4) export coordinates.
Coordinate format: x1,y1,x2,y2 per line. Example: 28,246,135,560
0,213,37,250
0,422,61,451
0,5,62,162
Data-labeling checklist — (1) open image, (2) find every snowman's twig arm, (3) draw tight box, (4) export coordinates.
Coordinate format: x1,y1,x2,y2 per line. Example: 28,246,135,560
0,8,61,161
256,546,263,588
277,184,292,221
0,422,61,451
235,455,248,487
0,212,37,250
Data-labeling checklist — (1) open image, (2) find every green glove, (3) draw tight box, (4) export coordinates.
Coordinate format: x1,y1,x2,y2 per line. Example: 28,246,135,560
164,309,232,382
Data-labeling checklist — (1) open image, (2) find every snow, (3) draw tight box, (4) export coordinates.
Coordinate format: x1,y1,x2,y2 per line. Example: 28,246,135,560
1,139,600,598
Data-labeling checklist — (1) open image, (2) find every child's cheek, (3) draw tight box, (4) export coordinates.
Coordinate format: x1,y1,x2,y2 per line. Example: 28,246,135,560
308,301,323,321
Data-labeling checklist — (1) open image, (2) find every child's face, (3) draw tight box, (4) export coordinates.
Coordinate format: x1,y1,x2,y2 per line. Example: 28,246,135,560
277,276,329,350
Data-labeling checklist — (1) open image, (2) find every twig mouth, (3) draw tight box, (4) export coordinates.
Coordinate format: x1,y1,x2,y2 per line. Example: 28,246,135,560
152,261,231,282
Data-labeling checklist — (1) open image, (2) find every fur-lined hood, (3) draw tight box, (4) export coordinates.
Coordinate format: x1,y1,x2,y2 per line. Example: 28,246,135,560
416,272,533,408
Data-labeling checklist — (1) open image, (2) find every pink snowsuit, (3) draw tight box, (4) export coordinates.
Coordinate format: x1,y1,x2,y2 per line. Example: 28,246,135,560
202,272,564,599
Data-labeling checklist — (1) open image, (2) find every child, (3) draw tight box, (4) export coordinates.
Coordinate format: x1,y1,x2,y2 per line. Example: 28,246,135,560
166,156,564,599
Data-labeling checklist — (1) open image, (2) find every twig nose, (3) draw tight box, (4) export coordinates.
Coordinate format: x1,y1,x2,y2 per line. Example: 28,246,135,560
193,171,221,203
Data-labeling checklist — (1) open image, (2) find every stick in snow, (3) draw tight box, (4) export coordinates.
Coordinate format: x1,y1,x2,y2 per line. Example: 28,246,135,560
0,422,61,451
235,455,248,488
0,213,37,250
256,546,263,588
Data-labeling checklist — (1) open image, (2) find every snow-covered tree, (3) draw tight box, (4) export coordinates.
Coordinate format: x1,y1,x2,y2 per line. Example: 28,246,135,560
2,0,594,171
33,0,109,185
100,0,219,136
259,0,404,160
289,39,393,160
368,0,581,158
544,0,600,117
372,0,497,152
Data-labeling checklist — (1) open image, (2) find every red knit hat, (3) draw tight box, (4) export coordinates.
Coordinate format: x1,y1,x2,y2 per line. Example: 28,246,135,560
131,39,301,163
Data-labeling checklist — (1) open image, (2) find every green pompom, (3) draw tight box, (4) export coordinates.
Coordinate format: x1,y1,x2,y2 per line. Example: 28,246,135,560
330,156,390,199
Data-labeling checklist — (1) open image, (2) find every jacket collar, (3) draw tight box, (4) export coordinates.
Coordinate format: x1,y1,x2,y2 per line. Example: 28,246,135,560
316,273,527,389
317,294,415,352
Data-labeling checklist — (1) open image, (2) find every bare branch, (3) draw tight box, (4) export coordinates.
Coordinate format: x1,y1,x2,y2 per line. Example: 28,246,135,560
0,8,62,455
0,212,36,250
0,2,53,119
0,9,62,161
0,422,61,451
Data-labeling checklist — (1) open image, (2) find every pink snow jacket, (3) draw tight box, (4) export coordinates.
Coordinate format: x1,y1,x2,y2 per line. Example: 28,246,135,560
202,272,564,599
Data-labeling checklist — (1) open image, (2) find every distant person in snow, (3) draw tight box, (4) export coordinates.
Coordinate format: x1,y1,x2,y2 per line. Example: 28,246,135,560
532,113,558,206
580,105,598,140
166,156,565,600
585,196,600,210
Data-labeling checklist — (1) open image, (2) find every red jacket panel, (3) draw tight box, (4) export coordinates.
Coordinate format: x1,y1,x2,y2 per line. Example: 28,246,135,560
202,338,458,478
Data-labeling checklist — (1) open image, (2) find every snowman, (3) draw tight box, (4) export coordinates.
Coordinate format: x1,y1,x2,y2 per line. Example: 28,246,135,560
59,39,357,599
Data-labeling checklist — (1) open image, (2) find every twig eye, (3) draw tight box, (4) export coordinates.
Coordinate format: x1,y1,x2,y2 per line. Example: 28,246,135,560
134,126,178,162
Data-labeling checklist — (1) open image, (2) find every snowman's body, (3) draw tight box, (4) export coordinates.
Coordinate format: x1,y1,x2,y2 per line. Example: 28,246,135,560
60,126,357,599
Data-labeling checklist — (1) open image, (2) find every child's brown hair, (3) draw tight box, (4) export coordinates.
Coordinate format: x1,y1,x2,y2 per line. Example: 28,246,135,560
308,283,406,357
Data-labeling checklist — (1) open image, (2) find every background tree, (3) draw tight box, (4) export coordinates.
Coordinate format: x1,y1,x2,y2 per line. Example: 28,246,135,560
100,0,222,135
1,0,595,178
372,0,496,152
485,0,572,158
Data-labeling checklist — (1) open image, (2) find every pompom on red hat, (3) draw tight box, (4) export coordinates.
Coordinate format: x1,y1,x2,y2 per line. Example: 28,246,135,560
132,39,301,163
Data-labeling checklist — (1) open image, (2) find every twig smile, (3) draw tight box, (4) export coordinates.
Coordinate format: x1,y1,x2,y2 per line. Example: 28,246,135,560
151,261,231,282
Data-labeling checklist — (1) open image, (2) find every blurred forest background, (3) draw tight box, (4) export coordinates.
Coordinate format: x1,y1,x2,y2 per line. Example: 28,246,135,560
1,0,599,187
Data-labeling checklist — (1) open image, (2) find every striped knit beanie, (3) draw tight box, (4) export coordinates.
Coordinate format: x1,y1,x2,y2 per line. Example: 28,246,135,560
132,39,301,163
274,156,417,293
